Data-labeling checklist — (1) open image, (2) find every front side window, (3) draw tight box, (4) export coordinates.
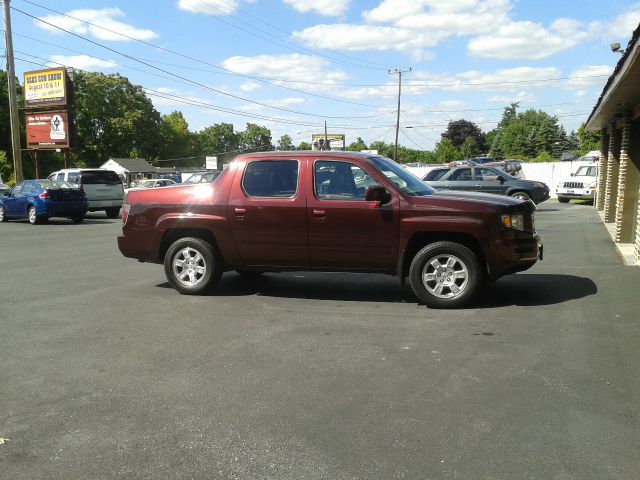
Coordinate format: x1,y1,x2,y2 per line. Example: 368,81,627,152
476,168,500,181
314,161,380,201
450,168,472,181
67,172,79,184
242,160,298,198
11,183,24,195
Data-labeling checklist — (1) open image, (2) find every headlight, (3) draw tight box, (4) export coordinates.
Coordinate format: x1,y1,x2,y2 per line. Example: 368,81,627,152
501,213,525,230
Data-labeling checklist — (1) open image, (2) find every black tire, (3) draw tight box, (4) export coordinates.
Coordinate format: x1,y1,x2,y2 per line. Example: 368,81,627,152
509,191,531,202
105,207,120,219
28,206,42,225
408,241,481,308
557,197,570,203
164,237,222,295
0,206,7,222
72,215,84,224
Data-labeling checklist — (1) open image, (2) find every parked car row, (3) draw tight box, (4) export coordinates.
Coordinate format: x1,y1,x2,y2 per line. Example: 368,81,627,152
422,165,550,204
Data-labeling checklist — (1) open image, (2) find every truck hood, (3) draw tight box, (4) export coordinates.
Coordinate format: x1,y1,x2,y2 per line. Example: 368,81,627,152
422,190,527,208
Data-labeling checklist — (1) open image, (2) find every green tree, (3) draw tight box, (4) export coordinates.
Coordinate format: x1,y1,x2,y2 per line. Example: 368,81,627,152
297,141,312,150
441,119,486,151
158,111,192,160
239,123,273,152
460,136,481,158
497,102,519,129
577,123,601,155
277,134,294,150
368,140,394,159
434,138,462,164
489,134,504,161
346,137,368,152
0,69,25,180
194,122,240,156
73,71,161,165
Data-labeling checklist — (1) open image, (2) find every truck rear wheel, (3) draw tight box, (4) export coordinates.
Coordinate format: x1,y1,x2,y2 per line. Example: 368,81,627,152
409,241,480,308
164,237,222,295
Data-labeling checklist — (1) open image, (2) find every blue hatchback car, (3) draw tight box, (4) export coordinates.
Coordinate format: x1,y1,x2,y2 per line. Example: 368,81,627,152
0,179,88,224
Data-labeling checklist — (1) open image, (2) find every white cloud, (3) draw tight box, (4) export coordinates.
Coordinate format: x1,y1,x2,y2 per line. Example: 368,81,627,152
363,0,430,23
48,55,118,71
293,24,441,55
295,0,510,59
240,82,261,92
565,65,613,88
35,8,158,41
283,0,350,17
606,3,640,41
467,18,594,60
222,53,349,84
486,91,538,104
178,0,239,16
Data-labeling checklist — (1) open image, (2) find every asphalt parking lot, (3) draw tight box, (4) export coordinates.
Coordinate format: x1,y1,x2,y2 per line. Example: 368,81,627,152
1,202,639,479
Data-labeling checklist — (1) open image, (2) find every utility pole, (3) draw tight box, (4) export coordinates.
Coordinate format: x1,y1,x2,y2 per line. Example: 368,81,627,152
2,0,23,182
324,120,328,150
389,68,411,162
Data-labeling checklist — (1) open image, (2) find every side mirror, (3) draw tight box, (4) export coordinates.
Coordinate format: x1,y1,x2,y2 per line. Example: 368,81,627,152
365,185,391,205
570,173,575,176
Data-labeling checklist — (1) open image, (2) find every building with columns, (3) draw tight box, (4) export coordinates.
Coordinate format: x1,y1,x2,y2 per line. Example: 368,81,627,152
586,23,640,266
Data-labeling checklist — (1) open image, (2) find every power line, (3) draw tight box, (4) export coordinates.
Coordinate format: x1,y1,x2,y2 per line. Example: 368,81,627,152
11,6,388,120
19,0,387,72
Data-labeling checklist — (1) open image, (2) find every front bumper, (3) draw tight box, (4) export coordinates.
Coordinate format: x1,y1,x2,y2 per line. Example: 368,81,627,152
556,188,594,200
487,233,543,279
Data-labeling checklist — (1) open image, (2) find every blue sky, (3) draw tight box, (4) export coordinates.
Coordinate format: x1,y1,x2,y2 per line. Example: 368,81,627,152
4,0,640,151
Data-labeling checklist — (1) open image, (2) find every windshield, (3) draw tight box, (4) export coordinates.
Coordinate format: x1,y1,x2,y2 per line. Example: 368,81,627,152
575,166,597,176
80,170,122,185
36,180,79,190
369,156,434,196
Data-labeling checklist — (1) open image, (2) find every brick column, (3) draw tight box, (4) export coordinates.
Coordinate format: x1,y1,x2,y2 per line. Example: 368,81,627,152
595,128,609,211
614,114,631,242
603,127,621,223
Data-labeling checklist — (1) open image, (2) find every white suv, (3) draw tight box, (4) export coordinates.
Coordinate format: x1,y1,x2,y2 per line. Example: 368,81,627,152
48,168,124,218
556,165,598,204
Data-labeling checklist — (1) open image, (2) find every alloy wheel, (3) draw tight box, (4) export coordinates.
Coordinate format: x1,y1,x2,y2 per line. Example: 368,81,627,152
421,254,469,299
172,247,207,288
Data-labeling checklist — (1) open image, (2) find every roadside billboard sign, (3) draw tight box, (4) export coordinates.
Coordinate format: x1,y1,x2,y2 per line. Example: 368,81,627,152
26,111,70,149
23,68,67,107
311,134,345,151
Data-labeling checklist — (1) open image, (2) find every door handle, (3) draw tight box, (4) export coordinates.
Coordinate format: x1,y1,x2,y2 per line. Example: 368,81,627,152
313,209,326,219
234,207,246,219
474,184,481,188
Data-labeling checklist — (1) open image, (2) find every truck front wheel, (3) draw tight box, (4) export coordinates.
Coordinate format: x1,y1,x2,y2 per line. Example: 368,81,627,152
409,241,481,308
164,237,222,295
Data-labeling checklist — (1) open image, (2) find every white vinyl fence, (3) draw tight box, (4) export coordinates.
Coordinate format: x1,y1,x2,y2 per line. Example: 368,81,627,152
405,161,597,198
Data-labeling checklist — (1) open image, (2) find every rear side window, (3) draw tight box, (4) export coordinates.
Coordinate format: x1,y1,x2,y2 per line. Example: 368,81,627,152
80,170,121,185
67,172,79,184
55,173,65,181
242,160,298,198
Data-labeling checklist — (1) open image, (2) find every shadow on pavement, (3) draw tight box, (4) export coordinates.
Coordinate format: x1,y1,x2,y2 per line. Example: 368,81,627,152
475,273,597,308
157,272,597,307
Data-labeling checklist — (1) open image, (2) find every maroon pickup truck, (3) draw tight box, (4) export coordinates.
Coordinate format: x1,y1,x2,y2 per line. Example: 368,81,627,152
118,152,542,308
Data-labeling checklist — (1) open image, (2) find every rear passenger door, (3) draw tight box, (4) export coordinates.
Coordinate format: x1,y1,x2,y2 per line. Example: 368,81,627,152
227,158,309,267
3,182,24,216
